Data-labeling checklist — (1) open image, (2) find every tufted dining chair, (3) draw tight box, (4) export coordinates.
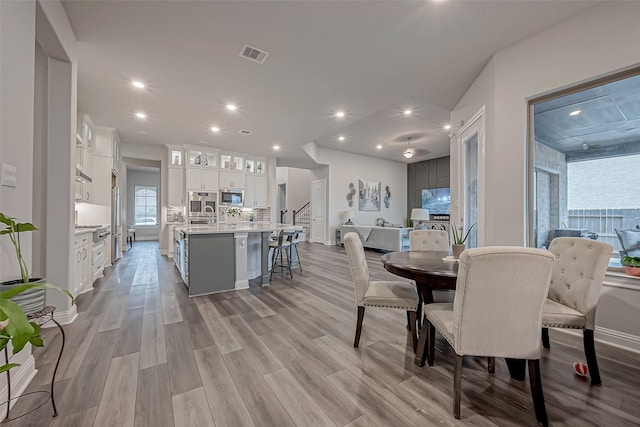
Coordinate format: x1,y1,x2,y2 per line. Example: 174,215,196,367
421,246,555,425
542,237,612,385
343,232,419,351
409,229,449,251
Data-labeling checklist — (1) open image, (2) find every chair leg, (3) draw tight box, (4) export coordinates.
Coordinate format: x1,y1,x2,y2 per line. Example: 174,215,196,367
427,322,436,367
542,327,550,350
408,310,417,352
487,357,495,374
295,244,302,272
285,246,293,279
528,359,549,427
354,306,365,348
269,248,276,281
583,329,601,385
453,354,463,419
416,315,429,367
416,292,423,330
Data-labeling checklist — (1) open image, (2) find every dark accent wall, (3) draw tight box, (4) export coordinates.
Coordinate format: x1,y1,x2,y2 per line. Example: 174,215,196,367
407,156,450,216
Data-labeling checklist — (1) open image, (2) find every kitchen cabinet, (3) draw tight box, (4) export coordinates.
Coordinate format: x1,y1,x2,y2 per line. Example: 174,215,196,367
111,130,120,175
244,175,267,207
219,153,244,171
168,167,185,205
219,170,245,189
76,112,94,148
245,157,266,175
169,147,184,167
75,180,92,202
89,155,111,206
76,144,92,174
186,168,219,191
187,149,218,169
73,233,91,296
92,239,107,282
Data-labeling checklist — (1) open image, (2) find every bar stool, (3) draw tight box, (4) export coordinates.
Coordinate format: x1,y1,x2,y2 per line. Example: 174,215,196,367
289,230,303,272
269,230,292,280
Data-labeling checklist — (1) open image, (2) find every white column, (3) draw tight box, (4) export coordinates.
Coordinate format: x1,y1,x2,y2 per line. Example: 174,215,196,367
234,232,249,290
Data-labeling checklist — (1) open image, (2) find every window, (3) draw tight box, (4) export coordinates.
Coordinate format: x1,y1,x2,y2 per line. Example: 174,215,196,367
134,186,158,226
528,69,640,268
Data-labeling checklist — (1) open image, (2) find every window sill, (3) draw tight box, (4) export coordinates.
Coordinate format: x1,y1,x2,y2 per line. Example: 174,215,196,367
604,270,640,291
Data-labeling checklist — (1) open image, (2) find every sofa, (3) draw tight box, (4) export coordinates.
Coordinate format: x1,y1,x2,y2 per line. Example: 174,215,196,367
340,225,410,252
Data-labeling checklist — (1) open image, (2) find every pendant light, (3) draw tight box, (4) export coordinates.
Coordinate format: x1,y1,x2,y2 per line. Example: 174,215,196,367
403,137,415,159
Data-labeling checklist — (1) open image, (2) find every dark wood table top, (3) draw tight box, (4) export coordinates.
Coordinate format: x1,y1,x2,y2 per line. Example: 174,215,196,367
381,251,458,289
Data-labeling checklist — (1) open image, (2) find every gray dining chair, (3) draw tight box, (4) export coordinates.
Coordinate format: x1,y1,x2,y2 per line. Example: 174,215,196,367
343,232,419,351
542,237,612,385
421,246,555,426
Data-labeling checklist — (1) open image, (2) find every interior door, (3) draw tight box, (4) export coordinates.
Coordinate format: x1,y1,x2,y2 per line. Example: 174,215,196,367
311,179,326,243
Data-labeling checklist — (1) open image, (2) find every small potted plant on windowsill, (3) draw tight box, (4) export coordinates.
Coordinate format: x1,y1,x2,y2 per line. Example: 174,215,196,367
451,222,476,259
621,256,640,277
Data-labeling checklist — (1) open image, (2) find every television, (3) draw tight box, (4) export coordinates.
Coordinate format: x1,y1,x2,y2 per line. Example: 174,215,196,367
421,188,451,215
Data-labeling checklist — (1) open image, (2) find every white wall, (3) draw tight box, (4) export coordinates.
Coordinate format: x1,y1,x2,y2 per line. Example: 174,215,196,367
451,1,640,350
276,166,312,219
305,143,407,244
127,169,161,240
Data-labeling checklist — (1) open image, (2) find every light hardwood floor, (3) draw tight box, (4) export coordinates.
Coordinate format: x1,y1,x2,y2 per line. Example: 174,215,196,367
5,241,640,426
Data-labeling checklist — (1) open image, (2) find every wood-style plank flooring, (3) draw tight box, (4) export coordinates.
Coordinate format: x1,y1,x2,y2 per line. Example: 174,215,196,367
5,241,640,426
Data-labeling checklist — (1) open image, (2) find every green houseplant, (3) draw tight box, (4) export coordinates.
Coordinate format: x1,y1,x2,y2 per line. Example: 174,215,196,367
621,255,640,277
451,222,476,259
224,207,242,224
0,212,74,374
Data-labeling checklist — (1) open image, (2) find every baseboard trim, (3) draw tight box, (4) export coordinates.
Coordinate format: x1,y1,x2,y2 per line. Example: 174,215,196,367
555,327,640,354
42,304,78,328
235,279,249,291
0,354,37,420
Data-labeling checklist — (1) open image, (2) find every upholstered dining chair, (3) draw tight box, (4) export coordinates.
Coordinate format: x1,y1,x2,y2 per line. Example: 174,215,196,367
409,229,449,251
343,232,419,351
542,237,613,385
421,246,555,426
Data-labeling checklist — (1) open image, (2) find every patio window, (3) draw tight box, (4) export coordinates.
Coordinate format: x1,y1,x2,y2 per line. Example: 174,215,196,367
134,186,158,226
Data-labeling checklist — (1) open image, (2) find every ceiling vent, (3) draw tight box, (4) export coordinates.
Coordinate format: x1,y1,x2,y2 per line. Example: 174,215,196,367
239,129,252,135
239,44,269,64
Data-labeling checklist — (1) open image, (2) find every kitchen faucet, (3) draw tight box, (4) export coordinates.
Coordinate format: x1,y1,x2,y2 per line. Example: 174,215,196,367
204,205,215,226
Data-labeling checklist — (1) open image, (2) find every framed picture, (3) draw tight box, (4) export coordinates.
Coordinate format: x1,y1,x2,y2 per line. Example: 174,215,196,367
359,179,381,211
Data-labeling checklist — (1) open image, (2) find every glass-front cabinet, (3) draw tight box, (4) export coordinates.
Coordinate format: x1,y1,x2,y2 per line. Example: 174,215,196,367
245,157,266,175
219,152,244,171
187,149,218,169
169,147,184,167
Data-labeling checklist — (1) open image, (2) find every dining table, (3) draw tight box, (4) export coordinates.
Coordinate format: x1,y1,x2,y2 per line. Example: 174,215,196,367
381,250,530,381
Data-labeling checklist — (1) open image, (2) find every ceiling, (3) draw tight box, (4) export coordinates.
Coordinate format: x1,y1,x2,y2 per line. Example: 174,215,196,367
62,0,599,169
535,73,640,161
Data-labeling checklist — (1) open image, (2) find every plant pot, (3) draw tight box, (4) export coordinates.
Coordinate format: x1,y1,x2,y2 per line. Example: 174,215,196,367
225,215,238,225
1,277,46,315
452,244,465,260
623,266,640,277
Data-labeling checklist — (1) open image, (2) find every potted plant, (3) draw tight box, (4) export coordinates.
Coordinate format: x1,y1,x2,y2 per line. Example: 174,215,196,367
0,212,74,375
621,255,640,277
225,207,242,225
451,222,476,259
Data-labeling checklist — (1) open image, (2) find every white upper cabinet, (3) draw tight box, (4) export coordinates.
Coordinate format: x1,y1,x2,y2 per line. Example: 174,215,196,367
169,146,184,167
245,175,267,207
219,152,244,171
168,167,185,205
186,168,219,192
219,170,245,189
76,112,94,148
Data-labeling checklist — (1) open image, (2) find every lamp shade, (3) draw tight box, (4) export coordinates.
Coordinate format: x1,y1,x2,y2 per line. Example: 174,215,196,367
411,208,430,221
340,210,356,224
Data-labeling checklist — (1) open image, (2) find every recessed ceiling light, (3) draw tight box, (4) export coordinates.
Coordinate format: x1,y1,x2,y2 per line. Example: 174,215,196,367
273,145,280,151
335,111,345,118
226,104,237,111
569,110,581,116
338,136,345,142
376,144,383,150
135,112,147,119
211,126,220,133
132,81,145,89
404,109,412,116
444,124,451,130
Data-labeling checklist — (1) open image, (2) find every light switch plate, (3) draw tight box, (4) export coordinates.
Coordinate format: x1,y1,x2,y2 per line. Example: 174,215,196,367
1,162,17,188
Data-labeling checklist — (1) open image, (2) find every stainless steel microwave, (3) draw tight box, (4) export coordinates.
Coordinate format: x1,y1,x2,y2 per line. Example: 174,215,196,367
219,189,244,207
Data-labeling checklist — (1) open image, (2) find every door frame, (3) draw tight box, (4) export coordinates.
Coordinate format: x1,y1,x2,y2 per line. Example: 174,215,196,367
456,106,486,247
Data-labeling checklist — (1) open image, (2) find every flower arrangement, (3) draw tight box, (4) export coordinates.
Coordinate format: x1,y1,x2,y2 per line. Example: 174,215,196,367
226,207,242,217
452,222,476,245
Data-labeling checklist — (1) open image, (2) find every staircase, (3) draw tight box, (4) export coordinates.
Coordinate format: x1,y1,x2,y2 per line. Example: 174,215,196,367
293,202,310,241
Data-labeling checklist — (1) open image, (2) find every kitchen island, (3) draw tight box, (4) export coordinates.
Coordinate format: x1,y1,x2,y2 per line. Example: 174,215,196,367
174,223,301,296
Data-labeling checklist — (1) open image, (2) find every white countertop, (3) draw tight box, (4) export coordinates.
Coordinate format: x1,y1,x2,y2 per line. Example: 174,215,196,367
74,228,96,236
176,223,302,235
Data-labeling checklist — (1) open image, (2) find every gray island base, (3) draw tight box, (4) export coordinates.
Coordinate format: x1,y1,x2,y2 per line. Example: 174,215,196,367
175,223,300,297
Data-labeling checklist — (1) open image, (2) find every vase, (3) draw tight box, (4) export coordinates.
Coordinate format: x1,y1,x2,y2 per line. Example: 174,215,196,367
225,215,238,225
451,244,465,260
0,277,46,315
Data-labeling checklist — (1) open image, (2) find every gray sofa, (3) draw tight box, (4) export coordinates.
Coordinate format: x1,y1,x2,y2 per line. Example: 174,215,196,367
340,225,410,252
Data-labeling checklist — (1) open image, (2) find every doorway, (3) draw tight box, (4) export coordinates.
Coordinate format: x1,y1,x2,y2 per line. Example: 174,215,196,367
278,183,287,223
311,179,326,243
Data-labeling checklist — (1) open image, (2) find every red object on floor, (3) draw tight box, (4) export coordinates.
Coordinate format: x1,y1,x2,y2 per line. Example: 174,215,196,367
573,361,589,376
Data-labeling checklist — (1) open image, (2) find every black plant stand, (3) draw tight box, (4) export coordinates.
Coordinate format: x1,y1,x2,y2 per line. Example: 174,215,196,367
2,306,65,422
